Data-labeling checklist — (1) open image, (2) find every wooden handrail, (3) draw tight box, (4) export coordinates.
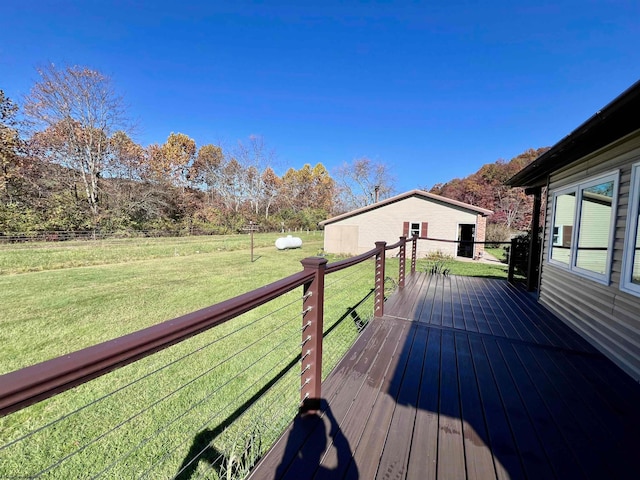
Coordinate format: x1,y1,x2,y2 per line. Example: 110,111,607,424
0,237,409,418
324,247,378,274
0,269,314,417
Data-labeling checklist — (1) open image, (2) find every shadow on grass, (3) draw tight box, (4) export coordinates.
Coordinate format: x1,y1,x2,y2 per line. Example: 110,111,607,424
175,354,299,480
175,290,373,479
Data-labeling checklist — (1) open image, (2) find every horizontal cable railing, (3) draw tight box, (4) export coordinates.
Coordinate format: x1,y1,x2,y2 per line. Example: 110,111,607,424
1,289,307,478
1,237,416,479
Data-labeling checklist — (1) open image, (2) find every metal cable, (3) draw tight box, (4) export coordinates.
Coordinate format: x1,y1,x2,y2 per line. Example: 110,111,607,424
1,290,304,456
139,322,302,479
85,307,303,479
25,300,302,478
194,387,297,479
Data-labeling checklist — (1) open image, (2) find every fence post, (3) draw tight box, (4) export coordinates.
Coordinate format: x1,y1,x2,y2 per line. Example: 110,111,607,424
375,241,387,318
299,256,327,414
508,238,517,284
411,235,417,274
398,236,406,288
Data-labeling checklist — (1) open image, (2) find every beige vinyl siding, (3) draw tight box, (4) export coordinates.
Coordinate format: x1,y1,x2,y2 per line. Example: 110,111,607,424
323,196,479,258
323,225,358,255
539,129,640,381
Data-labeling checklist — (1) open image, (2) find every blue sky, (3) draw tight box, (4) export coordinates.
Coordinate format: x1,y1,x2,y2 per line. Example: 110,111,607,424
1,1,639,191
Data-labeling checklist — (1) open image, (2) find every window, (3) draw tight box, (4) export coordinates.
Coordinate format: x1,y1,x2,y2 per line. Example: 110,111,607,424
403,221,428,238
550,191,575,265
621,162,640,296
548,171,618,283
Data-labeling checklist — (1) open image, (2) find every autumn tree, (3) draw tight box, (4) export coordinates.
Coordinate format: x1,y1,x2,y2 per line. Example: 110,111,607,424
109,131,145,181
428,148,549,231
279,163,336,227
189,143,225,202
261,166,282,219
334,157,395,212
0,90,23,203
24,64,129,220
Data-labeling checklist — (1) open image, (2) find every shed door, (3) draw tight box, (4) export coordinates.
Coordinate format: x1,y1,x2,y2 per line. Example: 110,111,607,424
457,224,475,258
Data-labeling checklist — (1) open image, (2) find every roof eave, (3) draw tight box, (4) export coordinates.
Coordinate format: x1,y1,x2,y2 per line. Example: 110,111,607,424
319,189,492,226
508,80,640,188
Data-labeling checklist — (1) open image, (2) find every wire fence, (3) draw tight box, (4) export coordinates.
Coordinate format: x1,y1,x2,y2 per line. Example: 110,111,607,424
0,229,323,244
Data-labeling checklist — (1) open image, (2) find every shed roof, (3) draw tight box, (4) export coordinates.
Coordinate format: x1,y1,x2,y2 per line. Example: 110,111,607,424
319,189,493,226
508,80,640,188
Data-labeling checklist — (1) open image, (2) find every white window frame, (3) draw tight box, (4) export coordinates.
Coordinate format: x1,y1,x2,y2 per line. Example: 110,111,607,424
548,170,619,285
621,161,640,296
409,222,420,238
552,225,564,246
548,186,577,267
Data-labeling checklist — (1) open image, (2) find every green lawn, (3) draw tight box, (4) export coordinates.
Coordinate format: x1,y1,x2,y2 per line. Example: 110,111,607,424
0,235,511,479
484,246,508,263
0,232,375,479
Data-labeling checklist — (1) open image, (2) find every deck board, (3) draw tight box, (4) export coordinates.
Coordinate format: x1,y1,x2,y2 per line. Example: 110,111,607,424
250,274,640,480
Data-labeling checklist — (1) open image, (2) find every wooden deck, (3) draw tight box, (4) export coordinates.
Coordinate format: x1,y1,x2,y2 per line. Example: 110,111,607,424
250,273,640,479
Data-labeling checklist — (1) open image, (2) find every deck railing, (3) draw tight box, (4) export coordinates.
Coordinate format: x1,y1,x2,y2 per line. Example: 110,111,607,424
0,233,529,477
0,235,418,477
0,236,416,418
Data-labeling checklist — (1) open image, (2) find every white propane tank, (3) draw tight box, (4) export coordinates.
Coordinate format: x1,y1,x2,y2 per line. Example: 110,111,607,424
275,235,303,250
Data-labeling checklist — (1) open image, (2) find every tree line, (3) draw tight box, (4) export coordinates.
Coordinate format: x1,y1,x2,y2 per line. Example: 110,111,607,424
0,65,395,235
427,147,549,240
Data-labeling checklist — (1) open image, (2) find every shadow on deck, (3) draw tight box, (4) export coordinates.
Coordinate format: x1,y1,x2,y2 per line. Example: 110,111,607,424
250,273,640,479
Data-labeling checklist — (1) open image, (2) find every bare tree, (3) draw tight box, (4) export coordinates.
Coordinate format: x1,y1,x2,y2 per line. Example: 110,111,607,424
233,135,276,216
24,64,128,219
334,157,395,212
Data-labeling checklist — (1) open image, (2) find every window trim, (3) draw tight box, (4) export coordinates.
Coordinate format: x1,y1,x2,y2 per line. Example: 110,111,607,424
621,161,640,296
548,186,577,268
409,222,420,238
548,170,619,285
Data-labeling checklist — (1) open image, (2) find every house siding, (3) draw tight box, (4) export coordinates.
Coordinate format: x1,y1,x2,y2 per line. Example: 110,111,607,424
539,129,640,381
323,196,482,258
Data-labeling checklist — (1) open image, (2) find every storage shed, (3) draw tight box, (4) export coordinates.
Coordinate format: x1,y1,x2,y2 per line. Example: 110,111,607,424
509,80,640,381
319,189,492,258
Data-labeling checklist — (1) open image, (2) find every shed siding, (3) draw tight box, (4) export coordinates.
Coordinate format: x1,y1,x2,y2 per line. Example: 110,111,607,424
323,196,480,258
539,130,640,381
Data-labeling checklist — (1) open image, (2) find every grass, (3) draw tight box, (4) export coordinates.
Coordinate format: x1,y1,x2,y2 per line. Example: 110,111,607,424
0,232,375,479
0,231,324,275
0,236,513,479
484,246,508,263
0,232,325,373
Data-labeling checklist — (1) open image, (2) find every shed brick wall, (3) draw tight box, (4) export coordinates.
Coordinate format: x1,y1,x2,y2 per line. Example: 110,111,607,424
475,214,487,258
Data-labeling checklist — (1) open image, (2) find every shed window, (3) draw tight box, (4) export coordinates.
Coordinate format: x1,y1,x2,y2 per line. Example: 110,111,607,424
410,222,420,238
621,162,640,296
549,171,618,283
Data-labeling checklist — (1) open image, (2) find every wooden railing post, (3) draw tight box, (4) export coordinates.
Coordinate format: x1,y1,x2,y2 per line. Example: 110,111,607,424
398,236,406,288
299,256,327,413
411,235,417,274
508,238,517,284
375,241,387,318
